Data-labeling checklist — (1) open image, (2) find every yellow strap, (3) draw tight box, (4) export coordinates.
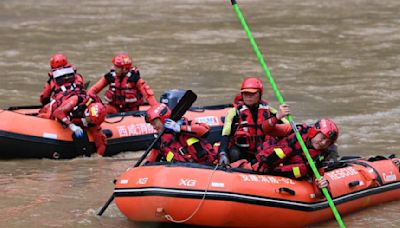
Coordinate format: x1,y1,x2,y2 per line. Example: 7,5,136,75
186,137,199,146
293,167,301,178
85,98,93,106
222,108,237,136
274,148,286,159
166,151,174,162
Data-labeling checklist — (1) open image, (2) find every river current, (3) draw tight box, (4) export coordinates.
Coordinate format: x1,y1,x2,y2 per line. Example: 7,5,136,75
0,0,399,227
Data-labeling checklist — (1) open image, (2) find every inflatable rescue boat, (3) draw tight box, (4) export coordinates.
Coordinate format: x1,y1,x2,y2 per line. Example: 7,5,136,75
113,156,400,227
0,90,230,159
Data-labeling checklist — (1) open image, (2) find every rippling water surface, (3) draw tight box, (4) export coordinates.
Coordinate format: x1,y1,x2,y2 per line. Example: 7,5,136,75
0,0,399,227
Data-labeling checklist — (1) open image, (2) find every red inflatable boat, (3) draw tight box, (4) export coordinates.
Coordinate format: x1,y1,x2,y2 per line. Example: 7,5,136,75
0,88,237,158
113,156,400,227
0,103,230,159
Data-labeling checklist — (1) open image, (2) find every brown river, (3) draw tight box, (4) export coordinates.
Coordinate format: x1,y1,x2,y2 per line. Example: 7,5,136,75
0,0,399,227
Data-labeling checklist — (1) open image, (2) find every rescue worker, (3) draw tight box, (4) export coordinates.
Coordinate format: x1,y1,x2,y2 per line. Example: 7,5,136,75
88,53,157,114
255,118,339,179
51,94,107,156
218,77,291,165
38,53,85,118
145,103,218,165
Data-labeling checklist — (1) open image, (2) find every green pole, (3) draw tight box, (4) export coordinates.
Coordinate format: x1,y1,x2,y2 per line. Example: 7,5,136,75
229,1,345,227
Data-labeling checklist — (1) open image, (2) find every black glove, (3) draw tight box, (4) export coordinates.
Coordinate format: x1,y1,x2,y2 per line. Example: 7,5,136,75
219,151,230,166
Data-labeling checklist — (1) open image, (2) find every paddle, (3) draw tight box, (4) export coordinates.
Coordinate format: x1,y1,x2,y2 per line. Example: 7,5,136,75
97,90,198,216
229,1,345,227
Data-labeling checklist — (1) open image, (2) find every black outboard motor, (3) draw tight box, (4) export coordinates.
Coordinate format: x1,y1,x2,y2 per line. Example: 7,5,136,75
159,89,187,109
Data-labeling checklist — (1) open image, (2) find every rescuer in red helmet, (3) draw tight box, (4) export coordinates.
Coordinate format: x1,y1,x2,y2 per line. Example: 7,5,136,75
144,103,218,165
88,53,157,114
51,94,108,156
218,77,291,166
38,53,85,118
255,118,339,179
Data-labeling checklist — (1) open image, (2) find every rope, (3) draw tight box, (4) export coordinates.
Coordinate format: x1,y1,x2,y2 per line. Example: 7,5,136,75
164,163,219,223
104,116,125,124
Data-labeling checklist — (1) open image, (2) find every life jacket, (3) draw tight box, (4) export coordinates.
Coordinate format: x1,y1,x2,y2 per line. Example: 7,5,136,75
50,81,84,109
49,65,86,106
54,78,85,98
45,80,85,117
231,101,273,154
40,65,82,106
103,69,143,108
280,124,327,169
159,131,218,165
255,124,327,177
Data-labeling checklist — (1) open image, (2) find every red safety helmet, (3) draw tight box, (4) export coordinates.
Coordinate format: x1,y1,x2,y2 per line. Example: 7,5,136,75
112,53,132,69
241,77,263,95
50,54,69,69
145,103,171,123
308,118,339,143
84,103,107,126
